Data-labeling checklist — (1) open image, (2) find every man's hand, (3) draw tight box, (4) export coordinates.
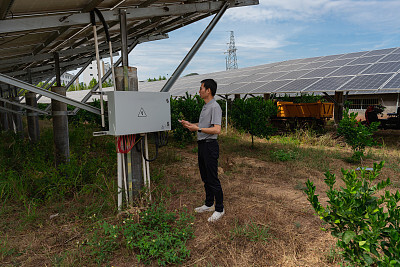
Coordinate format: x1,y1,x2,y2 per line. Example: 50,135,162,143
179,120,198,132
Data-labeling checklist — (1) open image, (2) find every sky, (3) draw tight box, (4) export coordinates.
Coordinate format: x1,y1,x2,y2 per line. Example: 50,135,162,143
124,0,400,81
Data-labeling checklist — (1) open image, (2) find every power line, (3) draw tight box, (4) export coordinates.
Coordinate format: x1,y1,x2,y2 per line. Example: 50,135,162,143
225,31,238,70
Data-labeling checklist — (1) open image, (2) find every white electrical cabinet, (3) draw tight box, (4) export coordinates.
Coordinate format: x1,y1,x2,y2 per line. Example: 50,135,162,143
98,91,171,136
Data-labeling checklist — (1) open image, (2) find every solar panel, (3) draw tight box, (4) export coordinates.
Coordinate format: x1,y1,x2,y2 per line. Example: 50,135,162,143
297,56,325,63
361,62,400,74
364,48,397,56
229,81,266,94
298,61,329,70
339,74,393,90
338,51,368,59
276,69,312,80
380,53,400,62
238,73,270,83
274,78,320,93
301,67,337,78
320,58,356,68
277,64,306,72
278,58,305,66
257,71,288,81
377,89,400,93
257,65,285,73
218,82,248,94
347,55,385,65
306,76,353,92
318,54,342,61
328,64,371,76
251,80,292,93
383,73,400,89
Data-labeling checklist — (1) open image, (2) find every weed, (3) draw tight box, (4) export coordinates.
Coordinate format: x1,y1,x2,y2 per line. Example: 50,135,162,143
0,237,19,261
294,181,307,191
191,146,198,153
230,219,270,242
326,245,343,264
122,204,194,266
151,166,166,184
81,220,120,265
294,222,301,228
271,149,297,162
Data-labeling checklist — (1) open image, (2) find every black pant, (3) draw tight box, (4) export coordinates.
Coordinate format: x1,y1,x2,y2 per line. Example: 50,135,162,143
198,139,224,212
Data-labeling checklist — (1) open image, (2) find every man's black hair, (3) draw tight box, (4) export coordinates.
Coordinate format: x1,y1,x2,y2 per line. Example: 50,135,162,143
201,79,217,96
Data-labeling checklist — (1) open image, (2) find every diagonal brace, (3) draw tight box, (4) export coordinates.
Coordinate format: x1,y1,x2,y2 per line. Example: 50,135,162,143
0,96,49,115
0,73,101,115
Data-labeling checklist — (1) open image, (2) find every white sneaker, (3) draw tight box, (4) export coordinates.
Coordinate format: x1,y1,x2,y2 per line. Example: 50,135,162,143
194,205,214,213
207,210,225,222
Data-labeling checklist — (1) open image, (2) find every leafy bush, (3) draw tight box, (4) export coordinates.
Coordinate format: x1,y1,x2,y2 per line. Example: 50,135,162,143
170,93,204,145
337,108,379,160
230,96,277,147
122,204,194,266
305,162,400,266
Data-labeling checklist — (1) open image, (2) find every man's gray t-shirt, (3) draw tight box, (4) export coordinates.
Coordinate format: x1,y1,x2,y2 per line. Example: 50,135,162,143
197,98,222,141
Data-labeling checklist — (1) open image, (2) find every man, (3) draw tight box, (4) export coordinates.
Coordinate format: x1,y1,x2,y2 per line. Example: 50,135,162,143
180,79,224,222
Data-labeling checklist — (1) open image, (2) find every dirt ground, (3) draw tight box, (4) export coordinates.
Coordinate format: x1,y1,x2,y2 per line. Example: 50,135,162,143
150,146,337,266
1,129,399,266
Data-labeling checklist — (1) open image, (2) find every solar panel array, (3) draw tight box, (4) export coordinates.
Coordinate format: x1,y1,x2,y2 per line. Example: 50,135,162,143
152,47,400,97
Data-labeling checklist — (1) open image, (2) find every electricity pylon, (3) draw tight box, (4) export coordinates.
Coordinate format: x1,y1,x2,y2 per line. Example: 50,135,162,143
225,31,238,70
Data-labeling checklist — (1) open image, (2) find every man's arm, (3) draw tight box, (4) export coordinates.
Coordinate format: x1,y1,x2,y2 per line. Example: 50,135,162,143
180,120,221,135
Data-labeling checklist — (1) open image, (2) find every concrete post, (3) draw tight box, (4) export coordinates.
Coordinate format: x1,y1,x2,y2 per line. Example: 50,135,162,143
26,92,40,143
334,91,344,125
115,66,142,200
52,86,69,165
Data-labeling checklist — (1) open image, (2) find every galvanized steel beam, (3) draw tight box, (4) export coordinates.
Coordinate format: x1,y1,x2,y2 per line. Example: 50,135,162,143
0,0,258,34
0,96,49,115
0,73,101,114
161,2,230,92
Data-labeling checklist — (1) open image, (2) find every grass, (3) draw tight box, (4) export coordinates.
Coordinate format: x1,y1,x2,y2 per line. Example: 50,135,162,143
1,122,399,266
230,219,270,242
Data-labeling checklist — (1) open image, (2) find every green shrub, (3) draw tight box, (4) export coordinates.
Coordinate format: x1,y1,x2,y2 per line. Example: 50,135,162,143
170,93,204,145
230,96,277,147
305,162,400,266
337,108,379,160
122,204,194,266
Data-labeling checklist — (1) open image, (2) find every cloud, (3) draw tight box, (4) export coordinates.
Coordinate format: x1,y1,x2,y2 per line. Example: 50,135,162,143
226,0,400,30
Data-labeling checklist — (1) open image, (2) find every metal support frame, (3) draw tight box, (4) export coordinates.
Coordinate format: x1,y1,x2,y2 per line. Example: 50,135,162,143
323,92,337,104
0,105,24,115
161,1,230,92
0,96,49,115
0,1,258,34
0,73,100,114
71,39,139,115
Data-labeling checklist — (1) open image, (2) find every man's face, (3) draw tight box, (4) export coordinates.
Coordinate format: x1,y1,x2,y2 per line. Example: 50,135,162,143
199,83,209,99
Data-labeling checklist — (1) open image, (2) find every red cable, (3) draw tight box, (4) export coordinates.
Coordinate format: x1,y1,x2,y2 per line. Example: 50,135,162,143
117,134,136,154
